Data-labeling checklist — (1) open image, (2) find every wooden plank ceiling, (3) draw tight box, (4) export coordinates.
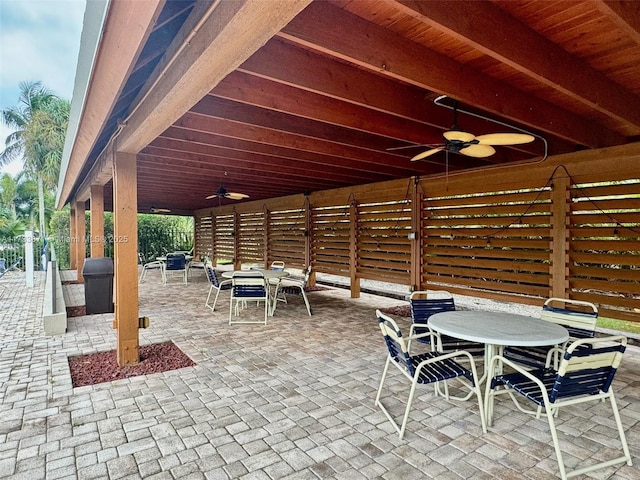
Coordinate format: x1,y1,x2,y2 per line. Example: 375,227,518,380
92,0,640,214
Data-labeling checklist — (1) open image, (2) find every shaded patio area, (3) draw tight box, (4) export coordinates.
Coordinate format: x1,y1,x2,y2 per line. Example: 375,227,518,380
1,270,639,479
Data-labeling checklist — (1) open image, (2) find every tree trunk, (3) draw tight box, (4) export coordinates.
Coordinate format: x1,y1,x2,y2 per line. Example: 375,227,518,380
38,177,45,235
38,176,46,268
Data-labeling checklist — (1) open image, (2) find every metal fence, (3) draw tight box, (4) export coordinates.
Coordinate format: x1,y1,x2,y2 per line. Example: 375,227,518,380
0,235,45,272
47,229,193,268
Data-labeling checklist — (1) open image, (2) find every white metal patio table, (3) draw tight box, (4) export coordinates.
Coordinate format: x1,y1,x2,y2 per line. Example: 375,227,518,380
430,311,570,427
428,310,569,384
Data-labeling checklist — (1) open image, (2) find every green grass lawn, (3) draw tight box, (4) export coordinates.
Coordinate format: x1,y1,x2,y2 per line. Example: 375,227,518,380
598,317,640,335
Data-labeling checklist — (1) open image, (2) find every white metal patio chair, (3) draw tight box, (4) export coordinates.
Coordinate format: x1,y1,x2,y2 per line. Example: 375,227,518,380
375,310,486,440
485,335,632,479
164,253,187,285
272,265,312,316
229,271,269,325
503,297,598,369
205,264,232,312
139,254,165,283
409,290,484,357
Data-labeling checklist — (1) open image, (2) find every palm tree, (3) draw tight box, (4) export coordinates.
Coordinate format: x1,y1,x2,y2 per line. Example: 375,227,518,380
0,81,69,241
0,173,18,219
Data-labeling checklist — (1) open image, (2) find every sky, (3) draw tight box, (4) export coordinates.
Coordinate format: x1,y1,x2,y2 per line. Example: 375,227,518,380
0,0,86,175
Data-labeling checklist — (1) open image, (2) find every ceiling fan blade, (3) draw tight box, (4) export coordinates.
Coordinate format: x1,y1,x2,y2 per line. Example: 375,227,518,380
226,192,249,200
475,133,535,145
459,144,496,158
443,129,475,142
411,147,443,161
205,194,218,200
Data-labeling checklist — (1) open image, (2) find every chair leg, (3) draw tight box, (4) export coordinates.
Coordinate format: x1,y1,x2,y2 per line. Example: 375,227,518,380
211,288,223,312
374,357,391,408
398,377,421,440
545,403,569,480
374,357,414,439
609,392,633,467
263,294,269,324
205,285,213,309
300,289,312,316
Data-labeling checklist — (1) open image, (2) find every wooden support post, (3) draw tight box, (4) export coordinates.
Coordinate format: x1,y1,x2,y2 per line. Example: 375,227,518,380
410,177,422,291
349,199,360,298
113,151,139,366
90,184,105,258
75,200,86,282
233,210,241,270
263,208,270,268
69,204,77,270
210,210,217,265
550,175,570,299
304,196,315,286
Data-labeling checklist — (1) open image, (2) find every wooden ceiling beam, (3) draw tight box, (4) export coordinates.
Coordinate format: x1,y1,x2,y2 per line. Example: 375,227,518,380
593,1,640,46
174,111,424,177
239,38,558,156
58,0,164,207
139,147,359,186
279,1,625,148
395,0,640,132
135,171,305,199
157,126,439,177
195,95,439,162
116,0,312,154
213,70,439,146
146,139,384,183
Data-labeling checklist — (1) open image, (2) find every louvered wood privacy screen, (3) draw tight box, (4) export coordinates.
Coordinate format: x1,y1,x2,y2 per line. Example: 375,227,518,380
269,208,306,268
568,180,639,317
238,211,264,264
357,200,412,283
194,212,213,260
195,153,640,322
213,214,234,263
421,186,553,300
311,205,351,276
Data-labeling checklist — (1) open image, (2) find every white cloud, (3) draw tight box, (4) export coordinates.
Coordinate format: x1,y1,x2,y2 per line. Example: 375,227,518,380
0,0,85,174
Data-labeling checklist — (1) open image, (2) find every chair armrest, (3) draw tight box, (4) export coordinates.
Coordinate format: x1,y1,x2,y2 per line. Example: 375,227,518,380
544,346,565,368
414,349,479,381
408,323,436,338
407,325,439,353
487,354,550,398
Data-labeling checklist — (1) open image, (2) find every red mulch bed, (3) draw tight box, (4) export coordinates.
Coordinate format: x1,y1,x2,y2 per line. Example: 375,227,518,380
305,285,330,292
66,305,86,317
68,341,196,387
62,279,84,285
379,305,412,317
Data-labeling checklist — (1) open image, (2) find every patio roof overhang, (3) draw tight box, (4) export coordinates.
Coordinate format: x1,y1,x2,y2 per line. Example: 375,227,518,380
57,0,640,215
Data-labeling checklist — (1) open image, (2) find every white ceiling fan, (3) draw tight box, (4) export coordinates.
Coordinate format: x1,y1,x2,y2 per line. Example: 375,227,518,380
150,206,171,214
205,185,249,201
410,97,535,161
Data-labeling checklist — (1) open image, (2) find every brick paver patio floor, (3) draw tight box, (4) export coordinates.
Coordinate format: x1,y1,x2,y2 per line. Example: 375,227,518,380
0,269,638,479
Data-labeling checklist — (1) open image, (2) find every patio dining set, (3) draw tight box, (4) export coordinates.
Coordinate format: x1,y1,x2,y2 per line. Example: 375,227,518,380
374,292,632,480
140,255,313,323
206,263,313,325
138,251,197,285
